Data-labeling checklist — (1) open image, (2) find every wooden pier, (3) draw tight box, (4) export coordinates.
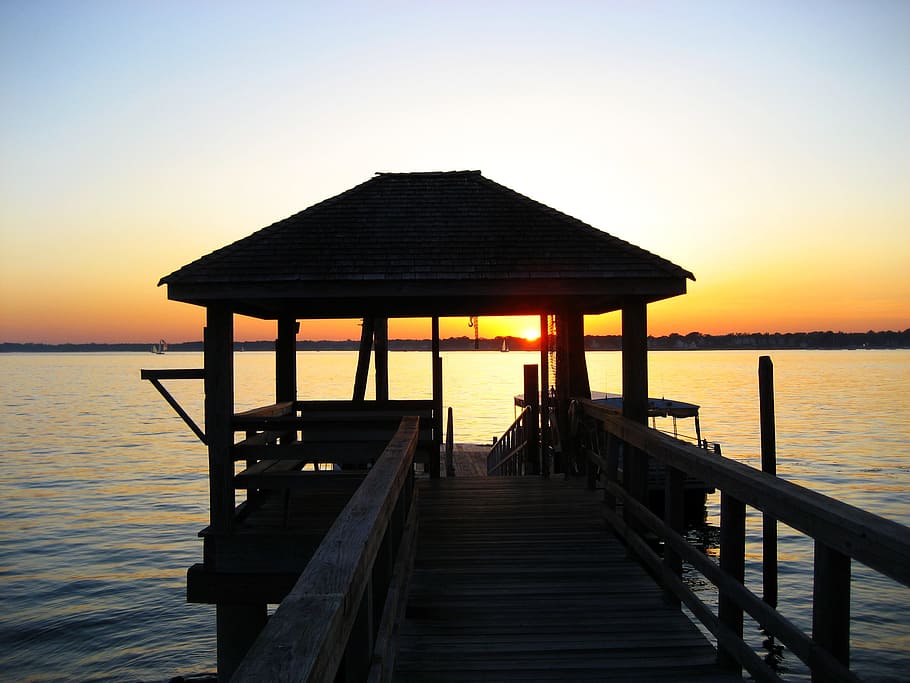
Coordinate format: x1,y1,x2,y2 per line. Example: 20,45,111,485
146,172,910,681
396,476,738,682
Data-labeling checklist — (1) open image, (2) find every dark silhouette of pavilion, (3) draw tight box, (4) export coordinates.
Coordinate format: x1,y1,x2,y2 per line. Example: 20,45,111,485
155,170,694,675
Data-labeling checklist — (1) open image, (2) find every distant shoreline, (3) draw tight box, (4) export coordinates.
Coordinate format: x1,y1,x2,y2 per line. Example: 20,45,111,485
2,330,908,352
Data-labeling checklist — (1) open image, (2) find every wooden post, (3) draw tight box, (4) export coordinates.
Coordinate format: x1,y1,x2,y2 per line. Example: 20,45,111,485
539,314,550,477
276,318,297,404
341,580,374,683
718,491,745,672
353,318,374,401
204,306,234,532
813,541,851,680
445,406,455,477
432,317,443,479
663,465,685,607
523,364,540,475
374,317,389,401
621,300,649,515
216,602,267,681
759,355,778,609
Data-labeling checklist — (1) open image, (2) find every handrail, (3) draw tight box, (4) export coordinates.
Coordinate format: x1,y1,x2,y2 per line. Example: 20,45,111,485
488,405,531,475
572,398,910,683
231,416,420,682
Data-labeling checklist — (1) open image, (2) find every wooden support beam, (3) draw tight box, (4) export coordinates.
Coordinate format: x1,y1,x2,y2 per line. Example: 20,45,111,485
374,317,389,401
759,355,779,609
353,318,374,401
621,299,648,425
539,314,550,477
204,306,234,532
275,318,298,404
813,541,851,681
718,491,746,673
523,364,540,475
622,299,649,510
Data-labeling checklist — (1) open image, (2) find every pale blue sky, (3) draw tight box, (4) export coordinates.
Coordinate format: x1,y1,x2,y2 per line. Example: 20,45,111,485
1,1,908,341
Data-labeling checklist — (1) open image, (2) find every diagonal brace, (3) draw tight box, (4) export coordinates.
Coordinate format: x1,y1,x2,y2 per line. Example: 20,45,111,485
141,369,207,445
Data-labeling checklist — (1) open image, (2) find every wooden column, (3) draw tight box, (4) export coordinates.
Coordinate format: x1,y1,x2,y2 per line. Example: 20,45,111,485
813,542,851,680
374,317,389,401
539,314,550,477
718,492,746,673
555,311,589,474
759,355,778,609
353,318,374,401
562,311,590,399
275,317,297,404
217,602,267,680
204,306,234,532
432,317,443,479
523,364,540,475
622,299,649,512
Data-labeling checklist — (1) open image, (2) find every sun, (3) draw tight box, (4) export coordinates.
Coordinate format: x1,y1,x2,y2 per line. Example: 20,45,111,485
521,328,540,342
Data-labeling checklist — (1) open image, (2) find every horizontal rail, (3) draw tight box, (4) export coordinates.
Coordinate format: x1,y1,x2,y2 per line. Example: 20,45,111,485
232,416,419,682
488,405,531,475
572,397,910,682
578,400,910,586
140,368,205,380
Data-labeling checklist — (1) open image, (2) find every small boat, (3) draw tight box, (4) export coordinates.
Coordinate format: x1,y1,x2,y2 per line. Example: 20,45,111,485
150,339,168,355
501,338,509,352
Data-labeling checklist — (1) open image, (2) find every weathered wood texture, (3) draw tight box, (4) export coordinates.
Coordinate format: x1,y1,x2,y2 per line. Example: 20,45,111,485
231,417,419,682
394,477,740,682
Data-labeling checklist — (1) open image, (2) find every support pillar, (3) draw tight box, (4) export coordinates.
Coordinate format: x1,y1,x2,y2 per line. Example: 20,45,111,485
374,317,389,401
216,602,268,680
353,318,374,401
622,299,649,511
432,317,443,479
276,317,297,404
204,306,234,531
539,314,550,477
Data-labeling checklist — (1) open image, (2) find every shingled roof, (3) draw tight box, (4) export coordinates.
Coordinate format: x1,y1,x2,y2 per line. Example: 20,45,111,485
161,171,693,319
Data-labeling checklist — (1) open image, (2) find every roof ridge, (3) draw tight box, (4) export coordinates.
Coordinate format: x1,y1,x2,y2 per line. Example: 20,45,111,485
374,169,481,177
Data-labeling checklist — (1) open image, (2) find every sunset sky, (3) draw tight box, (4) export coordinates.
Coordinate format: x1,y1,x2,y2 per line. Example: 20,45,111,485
1,1,908,344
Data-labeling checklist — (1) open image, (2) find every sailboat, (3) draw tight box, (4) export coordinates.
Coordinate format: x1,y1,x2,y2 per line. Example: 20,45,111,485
501,338,509,352
150,339,168,354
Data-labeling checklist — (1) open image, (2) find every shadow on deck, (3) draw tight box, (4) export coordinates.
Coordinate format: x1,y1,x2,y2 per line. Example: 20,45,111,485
395,476,739,682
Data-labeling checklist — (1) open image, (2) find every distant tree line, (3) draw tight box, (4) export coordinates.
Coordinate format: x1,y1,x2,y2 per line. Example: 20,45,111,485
2,329,908,353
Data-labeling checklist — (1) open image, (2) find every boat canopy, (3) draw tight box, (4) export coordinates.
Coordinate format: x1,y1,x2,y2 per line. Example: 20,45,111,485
590,391,700,419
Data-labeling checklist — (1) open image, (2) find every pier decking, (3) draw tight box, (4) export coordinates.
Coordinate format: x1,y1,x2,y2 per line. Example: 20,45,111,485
395,476,738,682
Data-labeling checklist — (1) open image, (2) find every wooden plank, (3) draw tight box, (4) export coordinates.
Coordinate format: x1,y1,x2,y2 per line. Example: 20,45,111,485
394,477,740,682
140,367,205,380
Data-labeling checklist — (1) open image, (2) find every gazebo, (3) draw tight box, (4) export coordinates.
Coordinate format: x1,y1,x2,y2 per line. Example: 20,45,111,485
153,169,694,673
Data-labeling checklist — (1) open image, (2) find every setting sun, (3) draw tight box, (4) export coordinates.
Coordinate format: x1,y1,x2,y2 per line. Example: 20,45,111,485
521,328,540,342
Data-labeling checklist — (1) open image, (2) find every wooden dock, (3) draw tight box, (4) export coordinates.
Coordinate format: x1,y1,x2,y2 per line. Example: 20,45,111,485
394,476,739,682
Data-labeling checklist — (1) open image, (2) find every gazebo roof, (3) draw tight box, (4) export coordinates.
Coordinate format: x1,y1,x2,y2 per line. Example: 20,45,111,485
161,170,693,319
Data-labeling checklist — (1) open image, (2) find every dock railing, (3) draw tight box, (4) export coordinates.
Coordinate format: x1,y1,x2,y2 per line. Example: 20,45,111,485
487,405,533,475
231,416,420,683
571,398,910,683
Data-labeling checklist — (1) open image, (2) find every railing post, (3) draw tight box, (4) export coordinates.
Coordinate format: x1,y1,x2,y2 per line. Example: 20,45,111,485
604,432,620,512
718,491,745,672
812,541,850,681
340,580,374,683
524,365,540,475
759,355,778,609
663,465,684,607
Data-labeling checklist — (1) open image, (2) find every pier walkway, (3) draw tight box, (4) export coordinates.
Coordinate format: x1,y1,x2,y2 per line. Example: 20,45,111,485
394,476,739,682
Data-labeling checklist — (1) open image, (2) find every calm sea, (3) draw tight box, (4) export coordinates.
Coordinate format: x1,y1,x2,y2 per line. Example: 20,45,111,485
0,350,907,682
